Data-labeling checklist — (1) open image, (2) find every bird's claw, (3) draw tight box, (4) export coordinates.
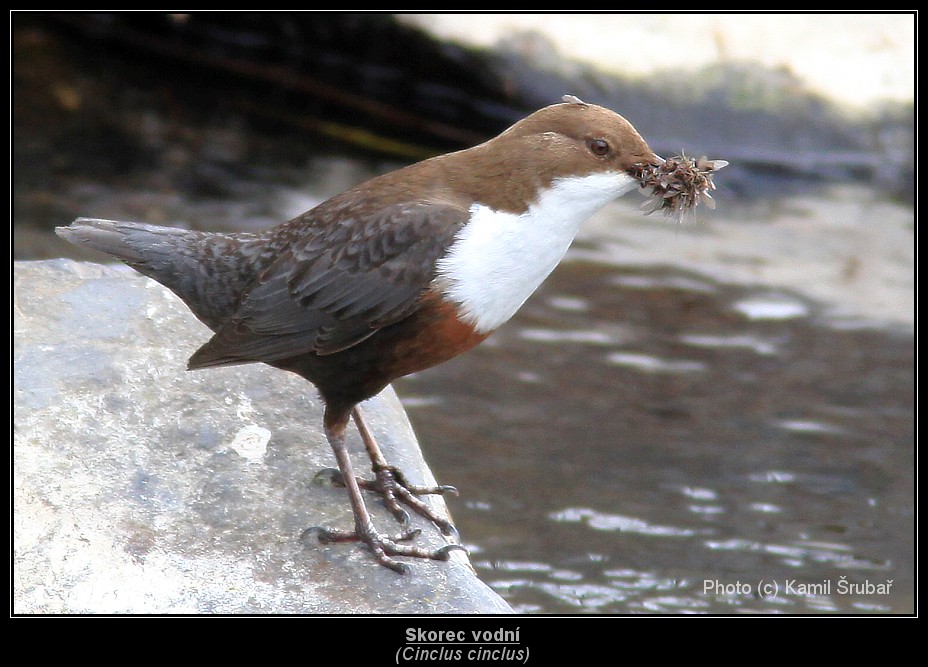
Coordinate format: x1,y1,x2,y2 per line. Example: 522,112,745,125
301,524,464,574
313,464,459,536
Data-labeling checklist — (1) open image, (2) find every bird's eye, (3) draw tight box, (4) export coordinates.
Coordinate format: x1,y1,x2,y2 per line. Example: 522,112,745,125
588,139,610,157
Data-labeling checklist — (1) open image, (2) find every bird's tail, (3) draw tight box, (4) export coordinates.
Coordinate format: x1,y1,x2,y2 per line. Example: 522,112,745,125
56,217,197,267
56,218,255,331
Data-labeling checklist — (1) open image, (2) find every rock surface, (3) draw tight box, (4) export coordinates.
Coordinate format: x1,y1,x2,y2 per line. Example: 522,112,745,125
13,259,512,614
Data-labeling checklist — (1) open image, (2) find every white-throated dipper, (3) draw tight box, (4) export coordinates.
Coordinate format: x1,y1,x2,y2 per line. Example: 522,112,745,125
57,96,725,573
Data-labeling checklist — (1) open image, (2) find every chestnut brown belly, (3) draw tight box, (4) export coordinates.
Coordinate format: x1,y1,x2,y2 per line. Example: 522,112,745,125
272,294,488,413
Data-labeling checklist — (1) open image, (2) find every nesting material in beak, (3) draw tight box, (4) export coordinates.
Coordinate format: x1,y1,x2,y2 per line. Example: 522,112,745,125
634,154,728,221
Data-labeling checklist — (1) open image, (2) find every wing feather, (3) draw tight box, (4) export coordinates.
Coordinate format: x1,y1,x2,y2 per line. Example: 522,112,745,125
187,201,467,368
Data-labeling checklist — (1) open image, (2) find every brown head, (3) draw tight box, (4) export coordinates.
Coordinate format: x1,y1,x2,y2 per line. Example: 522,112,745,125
423,96,662,213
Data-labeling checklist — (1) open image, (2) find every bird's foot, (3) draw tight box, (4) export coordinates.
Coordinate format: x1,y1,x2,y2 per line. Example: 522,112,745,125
301,524,467,574
314,465,459,536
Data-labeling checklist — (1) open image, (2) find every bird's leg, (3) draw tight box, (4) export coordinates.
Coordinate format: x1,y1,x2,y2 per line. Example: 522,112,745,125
303,407,465,573
350,406,459,536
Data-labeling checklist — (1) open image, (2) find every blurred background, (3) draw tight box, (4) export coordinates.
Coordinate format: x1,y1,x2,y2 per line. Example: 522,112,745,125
13,13,914,613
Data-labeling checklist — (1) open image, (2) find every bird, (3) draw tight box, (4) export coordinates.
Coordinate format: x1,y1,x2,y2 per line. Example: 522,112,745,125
57,96,672,573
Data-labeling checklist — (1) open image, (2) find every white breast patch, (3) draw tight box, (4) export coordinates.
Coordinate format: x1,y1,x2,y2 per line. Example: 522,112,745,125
435,171,638,333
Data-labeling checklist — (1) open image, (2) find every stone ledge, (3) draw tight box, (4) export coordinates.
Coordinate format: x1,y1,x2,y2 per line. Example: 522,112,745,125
13,259,512,614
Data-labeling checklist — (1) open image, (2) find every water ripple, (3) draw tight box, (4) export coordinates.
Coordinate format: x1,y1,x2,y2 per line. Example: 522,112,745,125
679,333,780,356
550,507,701,537
733,297,809,321
605,352,707,374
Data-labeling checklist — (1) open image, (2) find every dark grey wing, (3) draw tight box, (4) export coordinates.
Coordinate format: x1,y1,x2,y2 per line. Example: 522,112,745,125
187,201,468,369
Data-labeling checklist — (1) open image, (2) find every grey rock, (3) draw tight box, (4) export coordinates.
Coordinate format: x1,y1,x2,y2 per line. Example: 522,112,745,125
13,259,512,614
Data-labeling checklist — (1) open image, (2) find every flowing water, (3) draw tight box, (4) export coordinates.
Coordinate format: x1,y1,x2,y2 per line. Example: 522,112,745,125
391,186,914,614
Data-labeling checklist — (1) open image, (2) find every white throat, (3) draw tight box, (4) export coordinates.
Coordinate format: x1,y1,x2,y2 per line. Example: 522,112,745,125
436,171,637,333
